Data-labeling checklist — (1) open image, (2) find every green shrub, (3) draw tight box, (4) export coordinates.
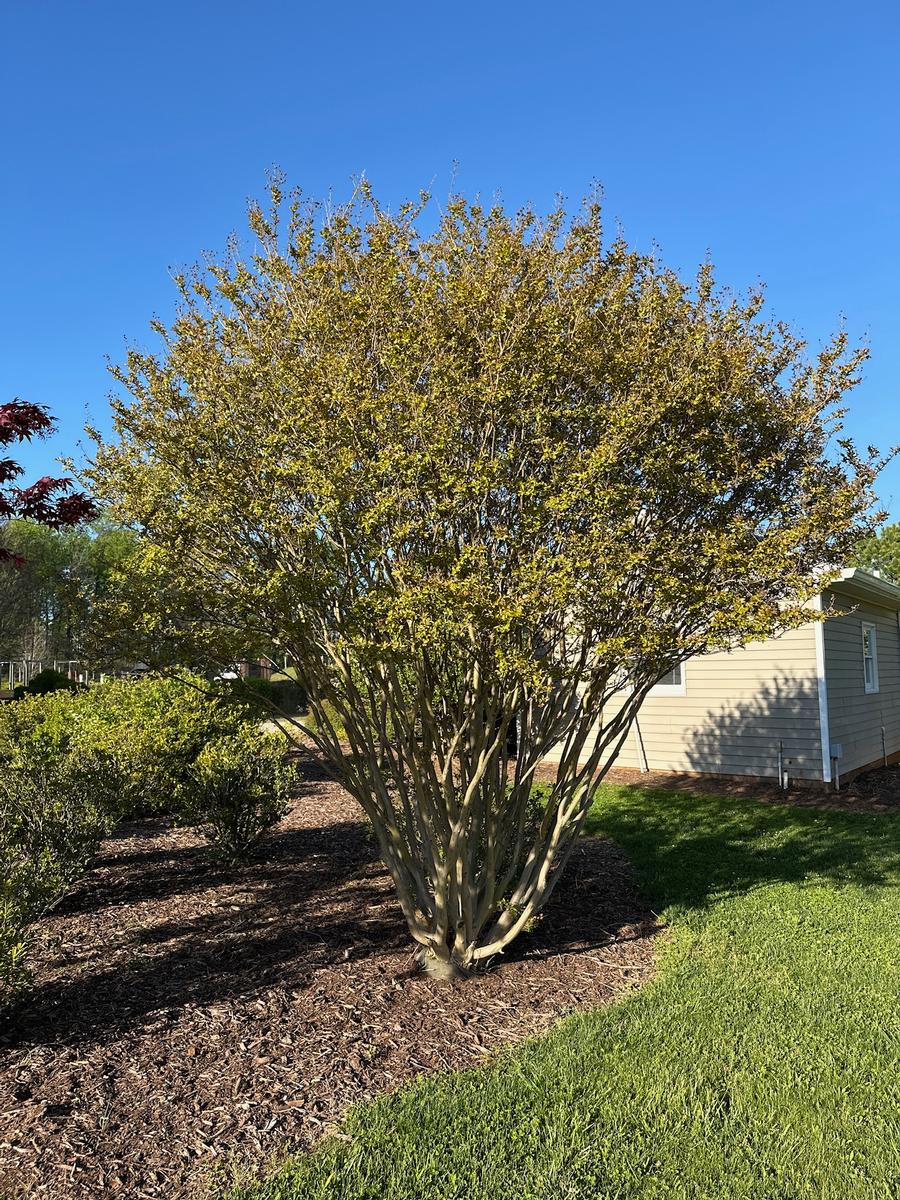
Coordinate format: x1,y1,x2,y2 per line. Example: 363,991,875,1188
0,752,114,1000
0,687,80,763
182,727,295,863
0,675,251,818
24,668,79,696
275,677,308,713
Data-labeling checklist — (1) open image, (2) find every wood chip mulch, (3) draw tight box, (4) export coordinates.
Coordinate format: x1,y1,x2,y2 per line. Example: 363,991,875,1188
0,768,660,1200
593,764,900,815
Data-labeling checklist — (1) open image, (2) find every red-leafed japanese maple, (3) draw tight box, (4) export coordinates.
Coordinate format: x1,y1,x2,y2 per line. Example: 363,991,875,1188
0,400,96,564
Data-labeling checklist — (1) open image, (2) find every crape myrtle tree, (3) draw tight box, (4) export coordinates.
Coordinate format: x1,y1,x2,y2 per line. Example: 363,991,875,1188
0,400,96,566
85,181,882,976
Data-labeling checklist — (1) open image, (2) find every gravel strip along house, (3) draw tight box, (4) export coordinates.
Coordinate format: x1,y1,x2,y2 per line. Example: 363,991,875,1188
543,568,900,788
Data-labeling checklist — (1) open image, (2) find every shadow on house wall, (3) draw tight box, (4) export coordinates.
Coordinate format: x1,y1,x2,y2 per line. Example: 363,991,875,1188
679,676,823,784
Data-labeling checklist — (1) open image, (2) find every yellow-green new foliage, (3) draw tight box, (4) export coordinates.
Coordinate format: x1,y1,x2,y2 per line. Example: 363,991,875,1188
85,181,883,973
0,675,250,817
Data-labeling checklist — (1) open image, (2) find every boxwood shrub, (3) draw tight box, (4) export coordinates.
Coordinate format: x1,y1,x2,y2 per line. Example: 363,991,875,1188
0,674,253,818
182,726,297,863
1,751,115,1000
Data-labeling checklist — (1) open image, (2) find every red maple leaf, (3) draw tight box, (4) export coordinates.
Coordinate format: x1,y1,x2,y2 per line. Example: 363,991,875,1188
0,399,97,565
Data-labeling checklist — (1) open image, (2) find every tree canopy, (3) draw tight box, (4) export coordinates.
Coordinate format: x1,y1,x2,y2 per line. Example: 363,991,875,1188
0,519,138,665
85,182,882,973
853,521,900,582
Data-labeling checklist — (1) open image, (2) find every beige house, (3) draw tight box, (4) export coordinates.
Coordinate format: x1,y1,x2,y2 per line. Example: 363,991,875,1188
546,568,900,788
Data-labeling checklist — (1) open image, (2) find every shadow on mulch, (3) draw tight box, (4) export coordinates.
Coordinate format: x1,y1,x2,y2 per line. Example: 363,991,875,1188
0,779,658,1200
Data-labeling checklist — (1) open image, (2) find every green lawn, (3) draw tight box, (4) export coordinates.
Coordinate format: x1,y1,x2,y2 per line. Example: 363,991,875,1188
227,786,900,1200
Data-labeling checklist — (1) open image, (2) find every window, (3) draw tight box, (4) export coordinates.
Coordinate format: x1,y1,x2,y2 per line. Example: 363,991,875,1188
862,623,879,694
651,663,686,695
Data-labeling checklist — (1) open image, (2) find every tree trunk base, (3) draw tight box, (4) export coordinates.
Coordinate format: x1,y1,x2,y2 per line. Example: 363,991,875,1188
419,949,469,982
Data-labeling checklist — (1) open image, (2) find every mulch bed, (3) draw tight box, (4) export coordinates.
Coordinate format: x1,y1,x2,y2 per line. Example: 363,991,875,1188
843,764,900,809
593,764,900,814
0,768,659,1200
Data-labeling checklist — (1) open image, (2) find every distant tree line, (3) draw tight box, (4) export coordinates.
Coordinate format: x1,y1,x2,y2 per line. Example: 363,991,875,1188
0,519,137,665
854,521,900,583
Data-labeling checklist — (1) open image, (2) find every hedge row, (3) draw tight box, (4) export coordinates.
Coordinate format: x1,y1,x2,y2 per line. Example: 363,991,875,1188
0,675,298,1002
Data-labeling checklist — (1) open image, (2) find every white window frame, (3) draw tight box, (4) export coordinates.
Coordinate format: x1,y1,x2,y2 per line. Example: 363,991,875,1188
862,622,879,694
650,662,686,696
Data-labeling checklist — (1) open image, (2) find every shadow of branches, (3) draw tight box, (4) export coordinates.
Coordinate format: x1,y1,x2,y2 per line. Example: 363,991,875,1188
682,675,824,785
2,779,652,1051
587,779,899,916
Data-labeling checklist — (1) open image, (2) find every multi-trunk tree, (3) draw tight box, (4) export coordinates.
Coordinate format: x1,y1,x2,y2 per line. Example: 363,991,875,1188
86,183,882,976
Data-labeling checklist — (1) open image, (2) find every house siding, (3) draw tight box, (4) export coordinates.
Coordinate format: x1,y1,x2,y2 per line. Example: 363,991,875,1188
823,588,900,777
543,623,825,782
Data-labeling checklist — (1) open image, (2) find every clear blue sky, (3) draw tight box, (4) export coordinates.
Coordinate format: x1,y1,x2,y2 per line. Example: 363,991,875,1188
2,1,899,516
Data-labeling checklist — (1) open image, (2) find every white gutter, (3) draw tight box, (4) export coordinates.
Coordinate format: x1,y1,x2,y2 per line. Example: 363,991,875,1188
812,593,832,784
836,566,900,607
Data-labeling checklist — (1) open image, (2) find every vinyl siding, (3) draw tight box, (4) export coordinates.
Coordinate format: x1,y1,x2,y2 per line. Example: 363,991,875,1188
823,588,900,777
543,623,825,782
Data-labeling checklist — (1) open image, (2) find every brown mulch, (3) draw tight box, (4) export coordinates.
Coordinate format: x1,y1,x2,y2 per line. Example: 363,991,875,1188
580,764,900,815
0,768,659,1200
843,764,900,809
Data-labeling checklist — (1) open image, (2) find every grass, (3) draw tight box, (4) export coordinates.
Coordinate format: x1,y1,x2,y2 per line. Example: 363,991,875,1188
226,785,900,1200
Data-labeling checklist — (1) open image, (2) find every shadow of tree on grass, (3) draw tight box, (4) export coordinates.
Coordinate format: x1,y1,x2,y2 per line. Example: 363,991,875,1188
586,783,899,916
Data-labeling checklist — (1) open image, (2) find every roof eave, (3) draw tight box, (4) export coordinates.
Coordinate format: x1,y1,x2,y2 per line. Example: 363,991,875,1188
831,567,900,608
